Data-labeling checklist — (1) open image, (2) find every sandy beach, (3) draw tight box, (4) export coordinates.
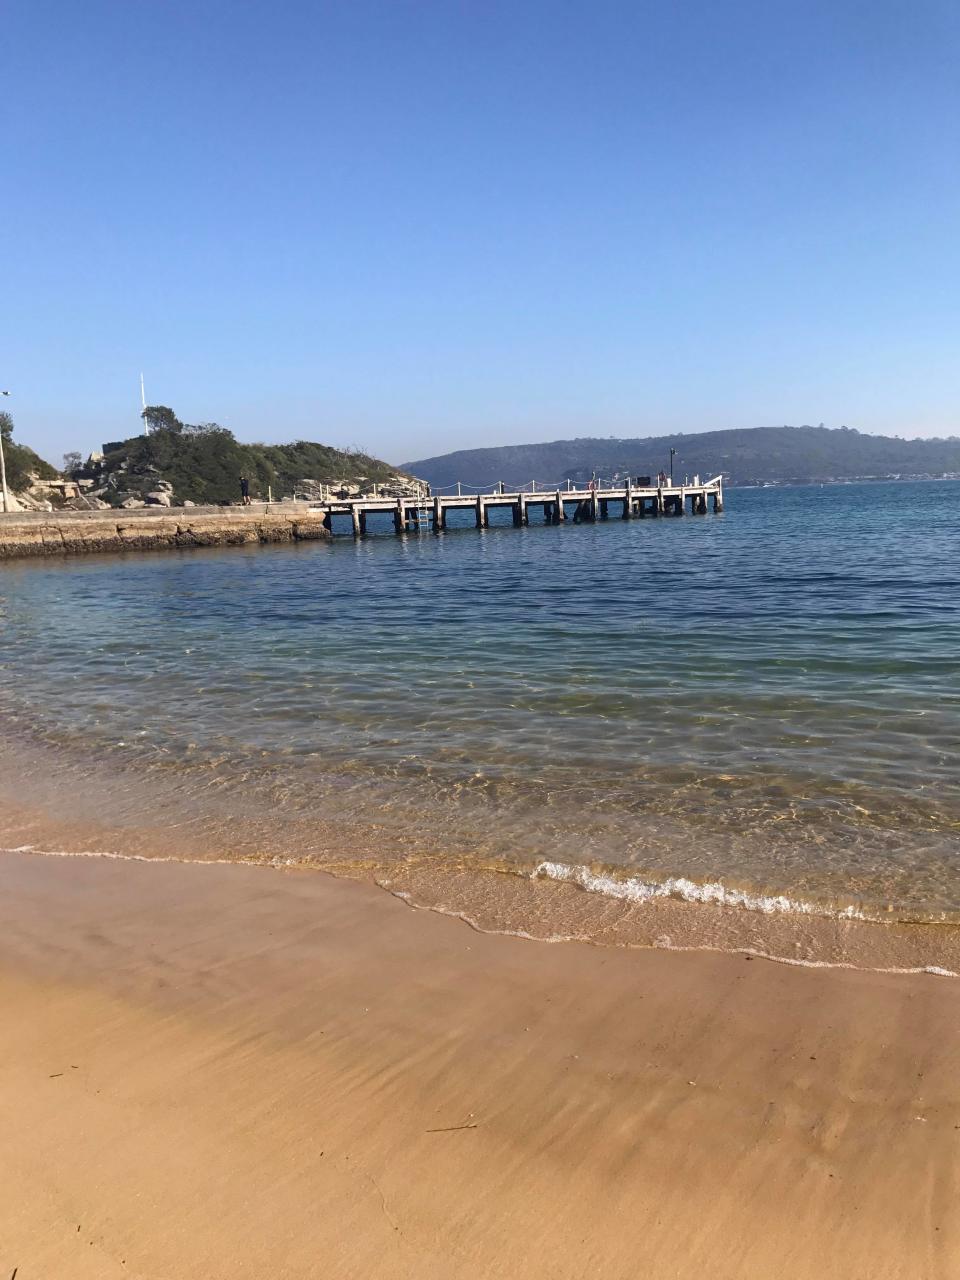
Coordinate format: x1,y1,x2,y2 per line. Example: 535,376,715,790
1,850,957,1279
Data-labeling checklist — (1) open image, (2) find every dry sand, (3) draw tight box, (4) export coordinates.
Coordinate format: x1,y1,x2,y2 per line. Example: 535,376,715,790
1,850,958,1280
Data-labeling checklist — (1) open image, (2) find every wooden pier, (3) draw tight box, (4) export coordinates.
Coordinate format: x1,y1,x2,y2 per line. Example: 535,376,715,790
316,476,724,536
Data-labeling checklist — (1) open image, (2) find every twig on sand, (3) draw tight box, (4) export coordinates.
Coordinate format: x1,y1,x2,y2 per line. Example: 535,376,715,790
48,1072,63,1078
366,1175,401,1234
425,1122,480,1133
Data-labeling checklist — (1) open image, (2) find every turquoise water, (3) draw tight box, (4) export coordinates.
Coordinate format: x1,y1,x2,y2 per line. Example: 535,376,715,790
2,481,959,921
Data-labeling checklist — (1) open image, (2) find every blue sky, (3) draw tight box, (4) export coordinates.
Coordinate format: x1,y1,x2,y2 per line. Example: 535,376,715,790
4,0,958,465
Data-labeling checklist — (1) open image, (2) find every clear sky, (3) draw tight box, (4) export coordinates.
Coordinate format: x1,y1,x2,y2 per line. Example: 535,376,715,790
4,0,958,465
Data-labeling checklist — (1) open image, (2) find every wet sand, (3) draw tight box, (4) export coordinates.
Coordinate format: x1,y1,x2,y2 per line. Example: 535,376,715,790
1,850,958,1279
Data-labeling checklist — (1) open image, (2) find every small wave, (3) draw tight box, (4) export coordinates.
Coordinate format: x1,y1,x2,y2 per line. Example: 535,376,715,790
384,881,957,978
533,859,869,920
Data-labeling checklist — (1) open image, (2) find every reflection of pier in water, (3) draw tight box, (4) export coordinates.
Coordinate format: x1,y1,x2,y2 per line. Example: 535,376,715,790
319,476,724,536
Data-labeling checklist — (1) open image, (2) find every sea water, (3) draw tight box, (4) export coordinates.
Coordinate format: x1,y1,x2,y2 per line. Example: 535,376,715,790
1,482,958,962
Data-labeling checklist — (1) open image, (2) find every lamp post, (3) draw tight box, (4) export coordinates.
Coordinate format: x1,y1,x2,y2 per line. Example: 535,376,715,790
0,390,11,513
669,447,676,486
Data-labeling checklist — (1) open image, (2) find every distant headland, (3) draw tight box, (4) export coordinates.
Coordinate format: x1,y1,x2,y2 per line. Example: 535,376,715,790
403,425,960,490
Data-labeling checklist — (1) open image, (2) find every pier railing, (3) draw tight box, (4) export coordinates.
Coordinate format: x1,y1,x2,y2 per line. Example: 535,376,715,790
314,476,724,536
426,476,712,495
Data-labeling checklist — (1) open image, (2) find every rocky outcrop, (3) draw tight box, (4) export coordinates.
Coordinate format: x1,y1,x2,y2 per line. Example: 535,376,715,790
0,509,332,560
0,490,50,513
6,472,112,513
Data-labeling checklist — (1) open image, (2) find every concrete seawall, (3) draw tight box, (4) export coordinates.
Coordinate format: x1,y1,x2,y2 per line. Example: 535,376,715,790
0,505,331,560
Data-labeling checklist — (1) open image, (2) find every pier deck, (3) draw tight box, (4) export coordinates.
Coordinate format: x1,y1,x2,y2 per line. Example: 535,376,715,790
319,476,724,535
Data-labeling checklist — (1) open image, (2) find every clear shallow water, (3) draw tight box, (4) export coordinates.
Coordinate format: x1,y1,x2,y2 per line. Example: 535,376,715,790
2,481,959,925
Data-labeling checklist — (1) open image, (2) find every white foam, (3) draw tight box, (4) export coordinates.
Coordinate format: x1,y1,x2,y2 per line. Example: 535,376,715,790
533,860,869,920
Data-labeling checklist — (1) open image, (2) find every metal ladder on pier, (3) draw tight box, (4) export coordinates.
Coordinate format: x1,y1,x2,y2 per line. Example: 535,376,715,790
413,493,432,533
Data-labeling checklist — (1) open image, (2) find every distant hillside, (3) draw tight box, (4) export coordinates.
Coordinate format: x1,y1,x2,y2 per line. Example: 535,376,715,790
75,406,421,507
403,426,960,489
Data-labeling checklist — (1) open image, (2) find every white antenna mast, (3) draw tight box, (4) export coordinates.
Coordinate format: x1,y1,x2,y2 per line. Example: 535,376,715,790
141,372,148,434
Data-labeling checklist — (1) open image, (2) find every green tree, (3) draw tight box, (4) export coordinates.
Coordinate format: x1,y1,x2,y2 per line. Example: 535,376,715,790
142,405,183,434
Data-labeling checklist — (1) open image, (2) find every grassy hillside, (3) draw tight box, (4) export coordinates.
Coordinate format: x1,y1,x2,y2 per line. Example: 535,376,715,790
84,410,417,506
0,411,58,492
4,440,59,491
250,440,405,495
403,426,960,489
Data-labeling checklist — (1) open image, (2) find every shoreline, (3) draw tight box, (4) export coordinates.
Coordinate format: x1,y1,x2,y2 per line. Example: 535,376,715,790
7,837,960,980
2,848,958,1279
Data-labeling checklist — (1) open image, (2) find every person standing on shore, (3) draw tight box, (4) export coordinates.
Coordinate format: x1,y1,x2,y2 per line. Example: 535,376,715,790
239,475,250,505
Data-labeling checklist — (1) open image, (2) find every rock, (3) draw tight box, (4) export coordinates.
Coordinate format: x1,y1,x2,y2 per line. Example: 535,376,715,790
6,490,57,512
145,491,172,506
120,497,146,509
182,499,196,507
